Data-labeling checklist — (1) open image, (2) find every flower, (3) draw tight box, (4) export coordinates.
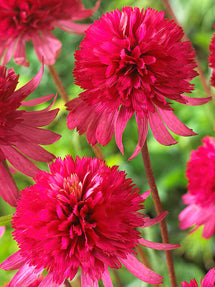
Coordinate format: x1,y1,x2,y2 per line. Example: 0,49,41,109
179,136,215,238
1,156,179,286
181,267,215,287
0,65,60,207
209,25,215,87
0,0,99,66
0,226,5,239
66,6,211,159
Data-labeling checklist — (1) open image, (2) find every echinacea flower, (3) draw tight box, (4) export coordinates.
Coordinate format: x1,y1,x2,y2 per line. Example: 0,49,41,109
0,65,60,207
179,136,215,238
0,156,179,286
209,25,215,87
0,0,99,66
181,267,215,287
66,6,211,159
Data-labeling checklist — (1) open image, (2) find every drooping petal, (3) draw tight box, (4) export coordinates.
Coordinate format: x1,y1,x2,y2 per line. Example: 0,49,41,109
202,268,215,287
102,269,113,287
120,254,163,285
14,36,29,67
143,211,168,228
179,205,198,230
56,21,91,34
0,161,19,207
148,109,177,145
81,270,99,287
96,110,117,146
157,108,196,136
32,31,62,65
115,106,133,154
0,251,25,271
1,146,39,177
38,273,64,287
138,238,180,250
2,41,14,66
21,94,55,107
129,114,148,160
181,95,212,106
141,190,150,200
0,226,5,238
21,109,59,127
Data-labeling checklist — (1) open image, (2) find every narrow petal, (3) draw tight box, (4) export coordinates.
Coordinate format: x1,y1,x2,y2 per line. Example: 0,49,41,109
21,94,55,107
158,108,197,136
0,161,19,206
0,251,25,271
12,65,43,102
202,268,215,287
141,190,150,200
1,146,39,177
32,31,62,65
181,95,212,106
96,110,117,146
115,106,133,154
129,114,148,160
2,41,14,66
56,21,91,34
0,226,5,238
21,109,59,127
81,270,99,287
8,263,42,287
14,140,55,162
120,254,163,285
38,273,64,287
179,205,197,230
14,36,29,67
148,109,177,145
102,269,113,287
143,211,168,228
138,238,180,250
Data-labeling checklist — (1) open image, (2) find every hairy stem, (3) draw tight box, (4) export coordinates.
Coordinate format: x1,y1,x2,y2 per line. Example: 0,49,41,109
141,141,177,287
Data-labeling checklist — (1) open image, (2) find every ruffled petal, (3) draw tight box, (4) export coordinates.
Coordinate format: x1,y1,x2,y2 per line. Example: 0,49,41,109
102,269,113,287
129,114,148,160
148,109,177,145
138,238,180,250
115,106,133,154
0,161,19,207
120,254,163,285
157,108,196,136
32,31,62,65
0,251,25,271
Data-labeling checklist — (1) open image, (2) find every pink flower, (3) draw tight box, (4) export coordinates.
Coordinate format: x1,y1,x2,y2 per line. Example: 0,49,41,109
181,267,215,287
66,7,211,159
0,65,60,207
0,226,5,238
0,0,99,66
179,136,215,238
1,156,179,286
209,25,215,87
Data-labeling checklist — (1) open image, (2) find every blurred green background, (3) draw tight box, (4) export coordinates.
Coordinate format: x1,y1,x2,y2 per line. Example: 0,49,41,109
0,0,214,286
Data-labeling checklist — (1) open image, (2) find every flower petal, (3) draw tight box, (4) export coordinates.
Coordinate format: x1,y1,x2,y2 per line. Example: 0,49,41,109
81,270,99,287
138,238,180,250
14,36,29,67
0,251,25,271
143,211,168,228
202,268,215,287
21,94,55,107
148,109,177,145
38,273,64,287
157,108,197,136
96,110,117,146
102,269,113,287
120,254,163,285
0,161,19,206
21,108,59,127
0,226,5,238
181,95,212,106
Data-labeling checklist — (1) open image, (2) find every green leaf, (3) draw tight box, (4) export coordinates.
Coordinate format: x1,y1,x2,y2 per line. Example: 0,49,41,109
0,214,13,226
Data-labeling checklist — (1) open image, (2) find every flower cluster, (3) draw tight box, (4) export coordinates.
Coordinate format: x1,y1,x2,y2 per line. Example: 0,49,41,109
67,6,211,159
0,65,60,206
0,0,99,66
181,267,215,287
1,156,179,286
179,136,215,238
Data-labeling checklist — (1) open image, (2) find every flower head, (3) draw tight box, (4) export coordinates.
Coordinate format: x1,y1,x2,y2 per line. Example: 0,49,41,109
0,0,99,66
179,136,215,238
209,26,215,87
66,6,211,159
1,156,179,286
0,65,60,207
181,267,215,287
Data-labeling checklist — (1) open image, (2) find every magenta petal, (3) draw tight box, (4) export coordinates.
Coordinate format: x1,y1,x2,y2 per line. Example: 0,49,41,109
21,94,55,107
129,114,148,160
1,146,39,177
202,268,215,287
0,161,19,206
120,254,163,285
143,211,168,228
13,65,43,102
57,20,90,34
179,205,197,230
141,190,150,200
38,273,63,287
158,108,197,136
33,31,62,65
22,109,59,127
115,106,133,154
8,263,42,287
138,238,180,250
0,226,5,238
0,251,25,271
102,269,113,287
181,95,212,106
14,36,29,67
2,41,14,66
81,269,99,287
96,110,117,146
148,109,177,145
